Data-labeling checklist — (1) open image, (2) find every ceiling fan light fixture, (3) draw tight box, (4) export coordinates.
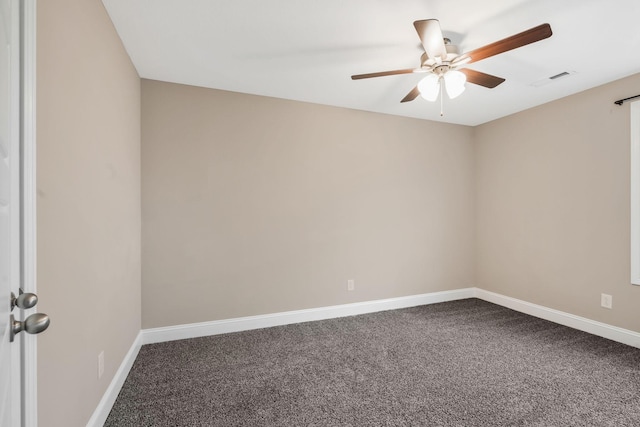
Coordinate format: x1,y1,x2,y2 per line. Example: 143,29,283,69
444,70,466,99
417,74,440,101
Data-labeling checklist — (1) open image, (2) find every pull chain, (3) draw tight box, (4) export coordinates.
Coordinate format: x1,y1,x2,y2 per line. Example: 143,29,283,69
439,77,444,117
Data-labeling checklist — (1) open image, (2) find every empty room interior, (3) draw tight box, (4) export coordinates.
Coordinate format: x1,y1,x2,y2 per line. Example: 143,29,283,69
26,0,640,425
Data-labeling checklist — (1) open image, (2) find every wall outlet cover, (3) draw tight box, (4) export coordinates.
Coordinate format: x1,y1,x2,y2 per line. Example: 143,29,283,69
98,351,105,379
600,293,612,309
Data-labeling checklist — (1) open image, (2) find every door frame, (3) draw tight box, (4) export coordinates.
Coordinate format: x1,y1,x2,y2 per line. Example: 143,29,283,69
7,0,22,424
20,0,37,425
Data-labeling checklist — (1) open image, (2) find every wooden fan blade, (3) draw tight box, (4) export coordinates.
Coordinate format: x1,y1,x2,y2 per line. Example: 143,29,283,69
460,69,505,88
401,86,420,103
413,19,447,60
456,23,552,65
351,68,416,80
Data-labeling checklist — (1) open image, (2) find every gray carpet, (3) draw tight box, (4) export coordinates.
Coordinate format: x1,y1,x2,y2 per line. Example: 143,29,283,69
105,299,640,426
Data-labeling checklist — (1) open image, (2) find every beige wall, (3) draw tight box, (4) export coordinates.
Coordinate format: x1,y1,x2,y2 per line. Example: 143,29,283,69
141,80,476,328
36,1,141,426
476,72,640,332
32,1,640,419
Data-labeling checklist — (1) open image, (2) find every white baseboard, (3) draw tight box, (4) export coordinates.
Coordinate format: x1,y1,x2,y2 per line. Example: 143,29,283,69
475,288,640,349
141,288,640,348
86,331,143,427
141,288,476,344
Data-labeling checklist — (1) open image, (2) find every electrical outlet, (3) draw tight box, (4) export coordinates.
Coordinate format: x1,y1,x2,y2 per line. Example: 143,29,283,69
98,351,105,379
347,279,355,291
600,293,612,309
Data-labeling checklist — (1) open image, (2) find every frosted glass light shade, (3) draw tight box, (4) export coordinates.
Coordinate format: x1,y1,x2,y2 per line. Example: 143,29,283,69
444,70,466,99
417,74,440,102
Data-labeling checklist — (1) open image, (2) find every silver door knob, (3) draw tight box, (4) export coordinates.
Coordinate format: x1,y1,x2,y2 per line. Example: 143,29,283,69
10,313,50,342
10,290,38,311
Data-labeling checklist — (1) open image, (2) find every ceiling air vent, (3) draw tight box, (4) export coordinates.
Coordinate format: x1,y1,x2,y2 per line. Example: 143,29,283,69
530,70,577,87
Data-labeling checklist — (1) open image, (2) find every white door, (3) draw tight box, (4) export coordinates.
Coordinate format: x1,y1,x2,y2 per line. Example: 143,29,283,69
0,0,22,424
1,1,45,426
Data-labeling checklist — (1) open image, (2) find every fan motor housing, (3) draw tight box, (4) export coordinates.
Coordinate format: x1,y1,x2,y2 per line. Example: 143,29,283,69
433,64,451,75
420,40,461,69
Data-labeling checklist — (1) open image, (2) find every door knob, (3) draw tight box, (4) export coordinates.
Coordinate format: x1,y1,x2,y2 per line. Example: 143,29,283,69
10,313,50,342
10,290,38,311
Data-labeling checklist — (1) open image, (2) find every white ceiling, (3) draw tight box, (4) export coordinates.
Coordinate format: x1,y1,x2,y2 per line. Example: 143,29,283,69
102,0,640,126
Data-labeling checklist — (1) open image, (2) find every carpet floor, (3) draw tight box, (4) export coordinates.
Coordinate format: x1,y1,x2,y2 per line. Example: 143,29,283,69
105,299,640,426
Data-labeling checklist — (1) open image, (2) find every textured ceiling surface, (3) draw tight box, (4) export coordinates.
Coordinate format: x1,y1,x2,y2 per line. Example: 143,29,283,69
103,0,640,125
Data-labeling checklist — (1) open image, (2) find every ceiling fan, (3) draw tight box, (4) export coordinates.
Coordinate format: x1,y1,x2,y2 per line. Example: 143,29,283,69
352,20,553,108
